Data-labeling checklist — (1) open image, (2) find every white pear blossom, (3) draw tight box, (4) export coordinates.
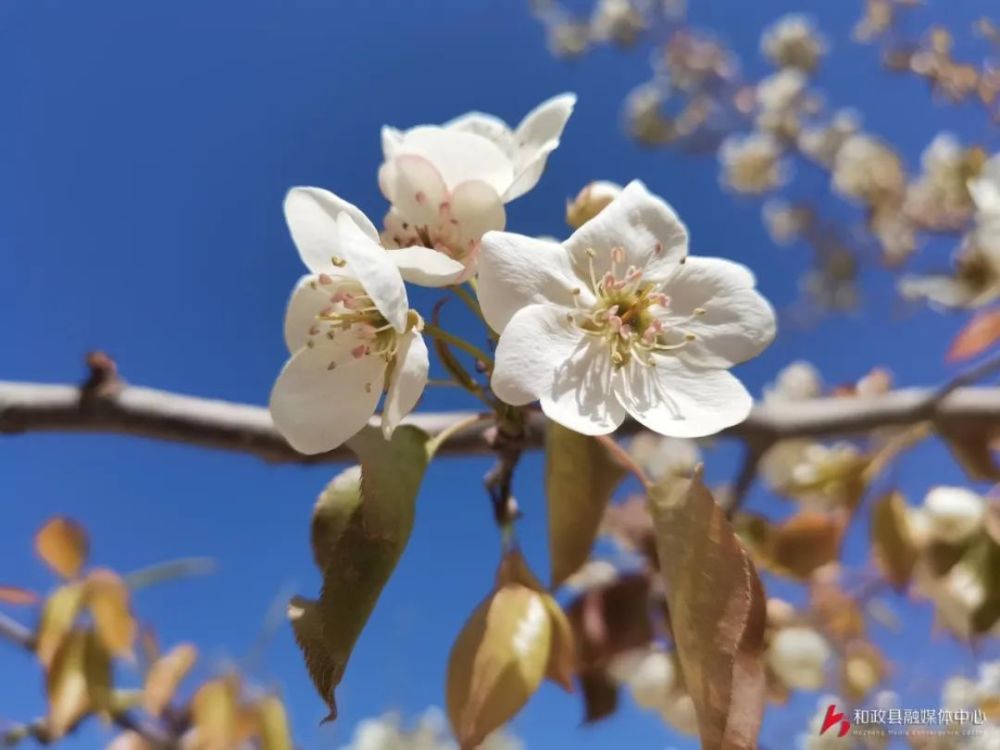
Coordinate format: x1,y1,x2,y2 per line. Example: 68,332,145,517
923,486,986,544
768,626,832,691
340,708,521,750
477,180,776,437
760,14,827,72
719,132,789,194
608,647,676,709
379,95,576,281
831,134,905,205
798,109,860,167
969,153,1000,219
659,691,699,736
270,188,430,454
763,360,822,404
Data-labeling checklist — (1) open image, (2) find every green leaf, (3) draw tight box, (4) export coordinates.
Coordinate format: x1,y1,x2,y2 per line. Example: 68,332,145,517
289,424,430,720
647,469,767,750
546,424,627,587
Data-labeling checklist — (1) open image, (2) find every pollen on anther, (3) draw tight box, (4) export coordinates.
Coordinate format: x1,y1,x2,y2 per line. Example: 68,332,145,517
330,256,347,268
327,361,337,370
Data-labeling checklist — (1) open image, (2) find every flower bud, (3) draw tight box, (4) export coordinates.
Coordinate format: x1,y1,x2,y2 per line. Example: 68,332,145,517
567,181,624,229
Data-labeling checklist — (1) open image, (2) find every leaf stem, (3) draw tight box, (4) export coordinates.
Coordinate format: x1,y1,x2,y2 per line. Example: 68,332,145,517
422,323,494,371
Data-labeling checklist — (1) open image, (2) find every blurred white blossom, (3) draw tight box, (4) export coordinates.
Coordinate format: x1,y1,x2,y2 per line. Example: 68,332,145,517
922,486,985,544
761,14,827,72
768,626,832,691
719,132,789,194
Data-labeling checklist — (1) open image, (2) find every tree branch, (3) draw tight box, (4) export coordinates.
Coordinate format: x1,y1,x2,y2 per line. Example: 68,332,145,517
4,378,1000,464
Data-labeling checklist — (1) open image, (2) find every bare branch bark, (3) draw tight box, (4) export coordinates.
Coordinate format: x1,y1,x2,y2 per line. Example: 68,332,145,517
4,379,1000,464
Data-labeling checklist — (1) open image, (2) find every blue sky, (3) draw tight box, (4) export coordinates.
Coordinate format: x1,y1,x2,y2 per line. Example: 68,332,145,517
0,0,998,748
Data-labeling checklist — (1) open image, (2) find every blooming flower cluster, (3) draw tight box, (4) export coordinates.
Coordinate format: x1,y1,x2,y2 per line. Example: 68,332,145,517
270,97,775,454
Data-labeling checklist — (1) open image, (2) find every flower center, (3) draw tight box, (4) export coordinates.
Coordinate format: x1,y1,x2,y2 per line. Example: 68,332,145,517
383,202,477,263
569,246,704,369
305,274,400,374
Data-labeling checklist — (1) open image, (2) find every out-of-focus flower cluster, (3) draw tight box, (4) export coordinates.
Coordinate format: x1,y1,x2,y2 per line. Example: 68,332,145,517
340,708,521,750
531,0,1000,321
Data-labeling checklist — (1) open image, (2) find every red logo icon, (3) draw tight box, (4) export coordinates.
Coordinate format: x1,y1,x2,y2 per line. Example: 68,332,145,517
819,704,851,737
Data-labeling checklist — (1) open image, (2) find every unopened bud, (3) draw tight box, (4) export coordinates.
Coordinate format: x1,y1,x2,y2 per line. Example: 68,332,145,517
567,181,624,229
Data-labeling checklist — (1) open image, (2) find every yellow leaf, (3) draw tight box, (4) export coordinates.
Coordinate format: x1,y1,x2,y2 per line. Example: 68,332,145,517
542,596,576,692
143,643,198,717
447,584,551,749
37,583,87,668
45,629,110,739
86,569,136,659
495,549,576,692
35,517,89,580
190,678,238,750
546,423,627,587
255,695,293,750
947,308,1000,362
647,469,767,750
870,491,918,590
46,629,90,738
0,585,39,606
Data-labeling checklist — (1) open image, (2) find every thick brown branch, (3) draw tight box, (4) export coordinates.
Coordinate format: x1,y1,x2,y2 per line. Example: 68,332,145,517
3,379,1000,464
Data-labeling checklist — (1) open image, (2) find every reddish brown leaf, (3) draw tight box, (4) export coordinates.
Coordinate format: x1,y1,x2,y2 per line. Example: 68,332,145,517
566,574,655,673
0,585,39,606
647,469,767,750
947,309,1000,362
578,670,619,724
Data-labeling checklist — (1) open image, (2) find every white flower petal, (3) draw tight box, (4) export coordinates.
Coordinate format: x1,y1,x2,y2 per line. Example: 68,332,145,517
270,339,385,455
492,304,626,434
505,92,577,201
284,187,380,273
491,303,581,405
565,180,688,283
449,179,506,254
389,246,465,287
335,214,409,332
381,125,404,160
617,358,753,437
394,126,514,196
283,273,348,353
444,111,512,147
381,331,429,437
477,231,587,332
659,257,777,368
379,153,449,229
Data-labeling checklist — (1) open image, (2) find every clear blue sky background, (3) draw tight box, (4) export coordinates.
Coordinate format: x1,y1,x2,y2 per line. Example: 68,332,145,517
1,1,998,748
